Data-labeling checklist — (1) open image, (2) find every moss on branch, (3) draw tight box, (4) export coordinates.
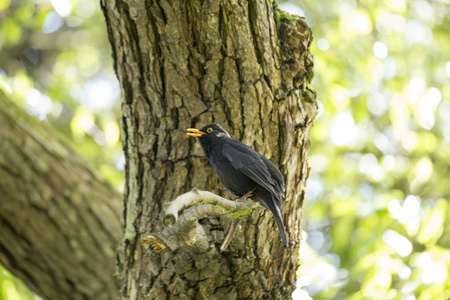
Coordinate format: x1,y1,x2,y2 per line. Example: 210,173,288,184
142,189,260,253
274,7,300,25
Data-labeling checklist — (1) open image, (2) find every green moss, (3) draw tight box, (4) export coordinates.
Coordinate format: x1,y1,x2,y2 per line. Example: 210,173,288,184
230,203,260,219
274,7,299,25
196,200,260,220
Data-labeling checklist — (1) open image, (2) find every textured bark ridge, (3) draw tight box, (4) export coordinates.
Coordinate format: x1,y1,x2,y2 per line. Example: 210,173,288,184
101,0,317,298
0,93,122,299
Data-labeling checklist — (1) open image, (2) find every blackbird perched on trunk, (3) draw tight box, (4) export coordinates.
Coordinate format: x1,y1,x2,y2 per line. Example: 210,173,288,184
187,124,287,249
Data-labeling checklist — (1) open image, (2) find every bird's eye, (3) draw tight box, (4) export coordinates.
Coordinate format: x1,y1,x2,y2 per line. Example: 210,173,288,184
207,128,213,133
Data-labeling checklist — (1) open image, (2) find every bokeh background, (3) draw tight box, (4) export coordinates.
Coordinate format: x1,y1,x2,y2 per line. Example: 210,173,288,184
0,0,449,299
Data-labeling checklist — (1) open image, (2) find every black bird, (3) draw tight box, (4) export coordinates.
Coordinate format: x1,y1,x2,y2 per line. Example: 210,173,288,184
187,124,287,249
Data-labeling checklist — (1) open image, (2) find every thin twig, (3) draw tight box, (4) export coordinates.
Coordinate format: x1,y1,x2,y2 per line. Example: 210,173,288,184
220,219,240,252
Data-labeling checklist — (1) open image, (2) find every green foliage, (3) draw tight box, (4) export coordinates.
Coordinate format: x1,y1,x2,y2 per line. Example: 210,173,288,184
279,0,450,299
0,0,123,190
0,266,37,300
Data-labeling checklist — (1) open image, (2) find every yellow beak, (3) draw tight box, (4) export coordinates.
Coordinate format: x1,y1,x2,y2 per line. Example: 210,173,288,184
186,128,206,137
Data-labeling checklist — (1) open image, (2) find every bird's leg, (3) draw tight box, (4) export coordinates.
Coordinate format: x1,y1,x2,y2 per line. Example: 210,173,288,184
235,189,256,202
220,219,240,252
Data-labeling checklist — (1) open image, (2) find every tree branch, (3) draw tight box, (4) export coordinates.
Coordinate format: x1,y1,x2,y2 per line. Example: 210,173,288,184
142,189,260,253
0,92,121,299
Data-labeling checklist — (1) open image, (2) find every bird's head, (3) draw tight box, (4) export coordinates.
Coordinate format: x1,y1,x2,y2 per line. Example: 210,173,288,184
186,124,232,142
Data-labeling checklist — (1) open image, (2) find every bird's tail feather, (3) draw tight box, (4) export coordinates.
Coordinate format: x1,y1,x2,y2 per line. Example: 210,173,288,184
272,203,288,249
264,194,287,249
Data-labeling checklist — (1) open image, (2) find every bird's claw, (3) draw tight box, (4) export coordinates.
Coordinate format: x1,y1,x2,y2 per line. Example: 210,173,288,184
236,189,256,202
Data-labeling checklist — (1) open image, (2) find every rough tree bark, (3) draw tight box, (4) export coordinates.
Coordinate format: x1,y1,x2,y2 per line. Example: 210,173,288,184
0,92,122,299
102,0,316,299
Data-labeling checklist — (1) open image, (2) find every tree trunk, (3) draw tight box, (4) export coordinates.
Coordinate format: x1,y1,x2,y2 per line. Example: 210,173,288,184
101,0,316,298
0,92,122,299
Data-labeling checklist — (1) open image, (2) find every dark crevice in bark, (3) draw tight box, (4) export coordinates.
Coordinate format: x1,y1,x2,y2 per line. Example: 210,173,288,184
154,0,167,24
217,4,235,132
0,164,20,177
0,217,33,248
247,0,263,70
233,57,246,139
121,1,153,116
111,0,134,105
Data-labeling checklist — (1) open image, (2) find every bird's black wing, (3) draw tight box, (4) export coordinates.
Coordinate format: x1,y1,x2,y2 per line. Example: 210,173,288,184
222,140,281,198
260,155,285,196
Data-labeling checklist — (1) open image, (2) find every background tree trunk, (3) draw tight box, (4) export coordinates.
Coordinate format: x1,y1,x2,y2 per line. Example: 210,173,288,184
101,0,316,298
0,92,122,299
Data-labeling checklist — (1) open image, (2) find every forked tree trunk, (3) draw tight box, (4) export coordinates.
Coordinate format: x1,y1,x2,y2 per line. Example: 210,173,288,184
101,0,316,298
